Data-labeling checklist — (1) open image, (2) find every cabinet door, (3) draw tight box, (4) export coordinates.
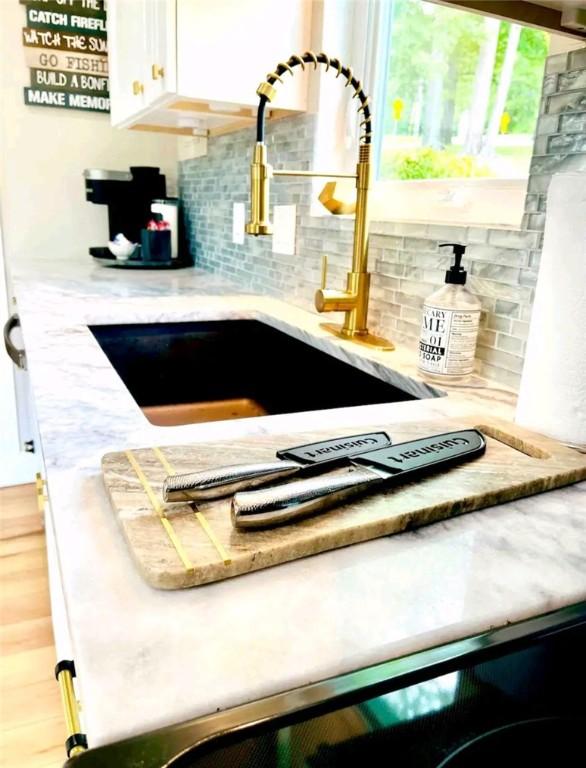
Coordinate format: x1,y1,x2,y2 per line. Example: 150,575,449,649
108,0,149,126
176,0,310,110
145,0,178,107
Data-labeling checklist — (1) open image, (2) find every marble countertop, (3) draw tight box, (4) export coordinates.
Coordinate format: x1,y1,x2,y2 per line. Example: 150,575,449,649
11,259,586,748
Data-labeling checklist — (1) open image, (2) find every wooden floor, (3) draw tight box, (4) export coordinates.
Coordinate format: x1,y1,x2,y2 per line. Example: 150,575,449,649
0,484,66,768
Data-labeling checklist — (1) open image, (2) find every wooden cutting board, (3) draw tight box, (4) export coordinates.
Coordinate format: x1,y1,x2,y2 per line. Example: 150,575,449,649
101,415,586,590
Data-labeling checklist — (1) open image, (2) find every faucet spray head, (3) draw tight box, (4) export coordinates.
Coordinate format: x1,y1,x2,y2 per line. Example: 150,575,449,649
245,142,273,236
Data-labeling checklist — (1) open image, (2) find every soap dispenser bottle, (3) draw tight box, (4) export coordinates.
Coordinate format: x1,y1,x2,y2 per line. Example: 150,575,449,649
418,243,481,381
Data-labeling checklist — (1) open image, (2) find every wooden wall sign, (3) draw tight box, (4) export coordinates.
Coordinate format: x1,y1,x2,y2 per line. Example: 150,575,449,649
26,7,107,37
24,48,108,75
20,0,105,12
30,68,109,93
21,0,109,113
24,88,110,112
22,28,107,55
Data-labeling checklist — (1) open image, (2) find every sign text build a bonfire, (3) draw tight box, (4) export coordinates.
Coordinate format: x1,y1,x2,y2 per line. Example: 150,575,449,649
21,0,109,114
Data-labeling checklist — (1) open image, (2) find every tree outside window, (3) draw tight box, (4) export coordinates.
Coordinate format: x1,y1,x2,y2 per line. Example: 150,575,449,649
380,0,550,181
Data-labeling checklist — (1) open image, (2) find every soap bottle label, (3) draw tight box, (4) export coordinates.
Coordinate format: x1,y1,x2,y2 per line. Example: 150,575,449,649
419,305,480,376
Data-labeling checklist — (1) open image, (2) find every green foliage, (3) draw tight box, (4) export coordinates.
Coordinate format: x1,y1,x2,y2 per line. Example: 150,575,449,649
381,147,492,180
505,27,549,132
385,0,487,136
383,0,549,142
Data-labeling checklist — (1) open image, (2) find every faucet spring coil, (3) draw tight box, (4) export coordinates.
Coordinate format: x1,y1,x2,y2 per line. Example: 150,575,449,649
261,51,373,144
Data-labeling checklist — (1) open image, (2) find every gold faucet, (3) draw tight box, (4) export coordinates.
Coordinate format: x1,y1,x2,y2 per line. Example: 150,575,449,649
246,51,394,350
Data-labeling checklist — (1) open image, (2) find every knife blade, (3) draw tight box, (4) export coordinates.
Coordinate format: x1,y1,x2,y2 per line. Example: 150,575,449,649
163,431,392,502
232,429,486,529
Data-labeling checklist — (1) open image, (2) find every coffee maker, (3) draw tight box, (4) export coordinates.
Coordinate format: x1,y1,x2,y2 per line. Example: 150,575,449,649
84,166,167,259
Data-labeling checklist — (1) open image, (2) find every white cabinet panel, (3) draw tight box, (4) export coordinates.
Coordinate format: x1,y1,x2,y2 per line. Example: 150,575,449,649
108,0,149,126
176,0,310,110
145,0,178,107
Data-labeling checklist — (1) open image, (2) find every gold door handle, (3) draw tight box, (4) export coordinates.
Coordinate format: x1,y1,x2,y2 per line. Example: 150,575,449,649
321,254,328,290
132,80,144,95
151,64,165,80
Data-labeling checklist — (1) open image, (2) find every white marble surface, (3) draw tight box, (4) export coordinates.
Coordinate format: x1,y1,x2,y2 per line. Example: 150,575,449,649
11,259,586,748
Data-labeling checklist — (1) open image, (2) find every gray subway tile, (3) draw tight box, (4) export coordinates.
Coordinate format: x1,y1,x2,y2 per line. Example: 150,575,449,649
558,68,586,92
465,226,489,244
486,314,512,333
511,319,530,339
475,346,524,374
569,48,586,71
525,213,547,231
548,133,586,153
547,91,586,113
403,237,441,253
542,73,559,95
530,152,586,175
495,299,521,318
466,245,528,266
376,261,406,278
497,333,524,354
394,318,420,340
393,291,425,310
519,269,537,287
400,305,422,325
535,113,560,135
478,363,521,390
477,328,497,348
527,174,551,194
488,229,541,249
390,222,431,238
426,224,468,242
532,136,549,156
471,263,521,284
398,277,437,298
545,52,568,74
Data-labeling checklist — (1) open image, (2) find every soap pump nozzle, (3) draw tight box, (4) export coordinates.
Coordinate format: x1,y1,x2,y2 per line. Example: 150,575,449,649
440,242,468,285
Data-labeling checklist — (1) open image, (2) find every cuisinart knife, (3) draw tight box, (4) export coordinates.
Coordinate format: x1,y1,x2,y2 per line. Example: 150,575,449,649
232,429,486,528
163,431,392,501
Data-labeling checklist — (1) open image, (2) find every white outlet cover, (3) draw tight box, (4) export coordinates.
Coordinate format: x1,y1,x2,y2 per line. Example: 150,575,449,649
272,204,296,255
232,203,245,245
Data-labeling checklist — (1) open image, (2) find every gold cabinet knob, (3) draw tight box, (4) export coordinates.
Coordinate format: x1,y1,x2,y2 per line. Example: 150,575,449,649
151,64,165,80
132,80,144,95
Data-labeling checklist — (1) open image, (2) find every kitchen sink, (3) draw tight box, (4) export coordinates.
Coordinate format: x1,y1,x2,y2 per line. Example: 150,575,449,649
90,320,418,427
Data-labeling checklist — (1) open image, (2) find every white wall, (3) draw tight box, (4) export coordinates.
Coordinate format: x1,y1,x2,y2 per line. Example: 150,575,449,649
0,0,179,266
0,0,179,486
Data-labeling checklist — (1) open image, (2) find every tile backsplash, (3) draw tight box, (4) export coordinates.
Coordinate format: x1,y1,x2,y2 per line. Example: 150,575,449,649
180,49,586,390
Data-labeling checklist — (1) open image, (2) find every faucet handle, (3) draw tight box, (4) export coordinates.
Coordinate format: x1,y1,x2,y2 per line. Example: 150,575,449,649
321,255,328,290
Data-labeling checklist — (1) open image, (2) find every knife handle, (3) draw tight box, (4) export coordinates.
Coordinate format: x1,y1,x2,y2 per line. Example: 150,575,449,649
232,467,381,529
163,460,302,502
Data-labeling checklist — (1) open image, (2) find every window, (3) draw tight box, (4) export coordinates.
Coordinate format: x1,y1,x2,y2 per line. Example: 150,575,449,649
379,0,549,182
360,0,551,227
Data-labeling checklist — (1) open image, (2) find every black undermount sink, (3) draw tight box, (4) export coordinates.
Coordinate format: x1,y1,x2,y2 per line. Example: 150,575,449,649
90,320,419,427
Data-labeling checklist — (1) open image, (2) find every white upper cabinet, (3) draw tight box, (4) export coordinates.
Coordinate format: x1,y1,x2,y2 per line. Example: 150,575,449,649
147,0,177,104
108,0,149,126
108,0,312,132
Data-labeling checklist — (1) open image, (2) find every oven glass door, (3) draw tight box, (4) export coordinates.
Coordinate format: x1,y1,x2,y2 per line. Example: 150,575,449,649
170,621,585,768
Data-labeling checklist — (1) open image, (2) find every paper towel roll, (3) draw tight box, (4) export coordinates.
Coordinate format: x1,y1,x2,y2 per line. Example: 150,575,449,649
516,172,586,449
